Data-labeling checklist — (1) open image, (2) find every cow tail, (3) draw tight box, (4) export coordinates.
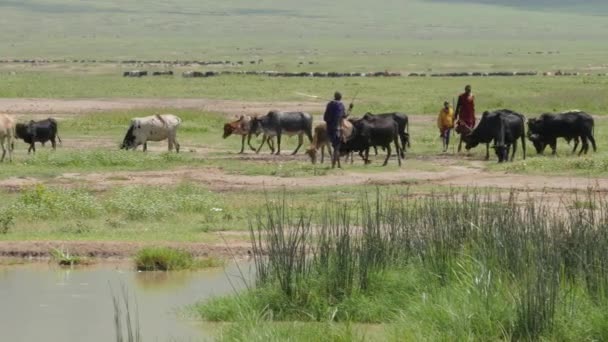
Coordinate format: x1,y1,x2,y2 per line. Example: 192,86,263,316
497,116,506,161
521,115,526,160
49,118,62,144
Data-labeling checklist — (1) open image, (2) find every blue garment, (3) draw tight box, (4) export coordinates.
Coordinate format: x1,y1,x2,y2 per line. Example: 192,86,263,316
324,100,345,131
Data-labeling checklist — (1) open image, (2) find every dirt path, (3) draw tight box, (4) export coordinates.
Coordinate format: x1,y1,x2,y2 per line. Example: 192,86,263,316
1,164,606,193
0,98,323,117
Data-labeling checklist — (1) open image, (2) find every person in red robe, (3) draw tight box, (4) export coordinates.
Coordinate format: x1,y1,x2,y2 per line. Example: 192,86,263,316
455,85,476,152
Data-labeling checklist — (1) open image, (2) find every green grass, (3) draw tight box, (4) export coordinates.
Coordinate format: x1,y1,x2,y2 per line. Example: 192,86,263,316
197,190,608,341
3,74,608,116
134,247,195,271
49,246,87,266
133,246,222,271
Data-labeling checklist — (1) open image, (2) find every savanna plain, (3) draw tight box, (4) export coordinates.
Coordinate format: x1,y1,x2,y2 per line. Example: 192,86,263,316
2,0,608,341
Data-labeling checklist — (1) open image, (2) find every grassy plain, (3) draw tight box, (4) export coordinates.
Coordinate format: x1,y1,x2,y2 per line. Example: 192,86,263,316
2,1,608,340
1,0,608,72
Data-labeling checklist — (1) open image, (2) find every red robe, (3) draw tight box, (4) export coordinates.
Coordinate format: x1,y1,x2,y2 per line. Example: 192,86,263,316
457,93,475,129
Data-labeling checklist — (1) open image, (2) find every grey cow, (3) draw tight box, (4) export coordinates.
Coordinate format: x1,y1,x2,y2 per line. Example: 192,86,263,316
251,111,313,155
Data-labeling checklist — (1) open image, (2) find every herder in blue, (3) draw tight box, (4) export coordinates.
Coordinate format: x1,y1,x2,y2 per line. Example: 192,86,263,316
324,91,353,168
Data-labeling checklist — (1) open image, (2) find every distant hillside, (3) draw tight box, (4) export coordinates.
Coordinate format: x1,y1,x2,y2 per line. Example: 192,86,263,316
1,0,607,71
428,0,608,14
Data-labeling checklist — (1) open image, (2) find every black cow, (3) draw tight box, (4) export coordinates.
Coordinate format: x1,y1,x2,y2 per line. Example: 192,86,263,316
15,118,62,153
340,116,402,167
362,112,410,157
527,111,596,155
463,109,526,162
250,111,313,155
123,70,148,77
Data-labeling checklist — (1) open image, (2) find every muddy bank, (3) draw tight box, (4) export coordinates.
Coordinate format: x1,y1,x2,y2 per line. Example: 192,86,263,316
0,240,251,259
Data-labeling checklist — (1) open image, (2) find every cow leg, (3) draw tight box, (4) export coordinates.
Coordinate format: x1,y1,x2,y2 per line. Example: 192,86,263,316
320,146,325,164
588,134,597,152
383,144,392,166
267,137,275,154
168,137,174,152
175,138,180,153
239,135,246,154
373,146,378,155
458,135,463,153
143,142,148,152
256,135,267,154
571,137,579,154
550,140,557,155
51,138,57,150
394,138,402,166
511,140,517,162
292,134,303,155
0,140,5,162
400,133,407,157
248,134,257,151
579,136,589,156
485,143,490,161
364,148,370,165
275,134,282,155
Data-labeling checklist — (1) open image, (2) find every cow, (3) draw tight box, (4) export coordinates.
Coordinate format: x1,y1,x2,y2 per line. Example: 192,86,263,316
123,70,148,77
527,110,596,155
223,115,270,154
250,111,313,155
339,116,402,167
0,114,15,162
362,112,410,157
463,109,526,162
15,118,62,153
305,122,332,164
152,71,174,76
120,114,182,152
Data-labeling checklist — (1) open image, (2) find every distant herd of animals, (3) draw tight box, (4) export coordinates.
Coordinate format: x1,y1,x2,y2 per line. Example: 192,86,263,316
0,109,596,166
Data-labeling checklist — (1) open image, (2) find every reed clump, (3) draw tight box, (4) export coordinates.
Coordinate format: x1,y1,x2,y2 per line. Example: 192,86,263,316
200,190,608,340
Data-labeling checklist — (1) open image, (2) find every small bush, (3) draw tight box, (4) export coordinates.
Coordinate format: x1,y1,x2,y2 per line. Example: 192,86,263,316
50,247,85,266
0,212,14,234
134,247,194,271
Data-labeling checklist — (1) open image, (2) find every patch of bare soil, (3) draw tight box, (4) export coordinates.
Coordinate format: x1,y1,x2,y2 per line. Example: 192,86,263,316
2,162,607,194
0,98,323,117
0,240,251,259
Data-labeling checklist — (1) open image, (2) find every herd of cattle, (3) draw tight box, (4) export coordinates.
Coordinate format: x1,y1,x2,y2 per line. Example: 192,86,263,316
0,109,597,166
222,109,597,165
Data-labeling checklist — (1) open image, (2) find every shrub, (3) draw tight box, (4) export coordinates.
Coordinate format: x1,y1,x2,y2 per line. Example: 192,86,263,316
134,247,194,271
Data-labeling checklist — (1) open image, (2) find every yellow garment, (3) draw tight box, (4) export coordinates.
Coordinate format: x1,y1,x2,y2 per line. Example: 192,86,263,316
437,107,454,130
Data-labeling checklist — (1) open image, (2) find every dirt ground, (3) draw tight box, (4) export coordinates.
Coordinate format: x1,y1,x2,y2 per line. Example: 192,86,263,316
0,98,323,117
1,98,606,259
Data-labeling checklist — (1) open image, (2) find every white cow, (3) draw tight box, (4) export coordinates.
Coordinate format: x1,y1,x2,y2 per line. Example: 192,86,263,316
120,114,182,152
0,114,15,162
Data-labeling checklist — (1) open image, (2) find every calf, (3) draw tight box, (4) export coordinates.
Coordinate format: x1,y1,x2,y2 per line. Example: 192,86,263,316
223,115,259,154
251,111,313,155
362,112,410,157
340,116,402,167
121,114,182,152
463,109,526,162
305,123,332,164
527,110,596,155
15,118,62,153
0,114,15,162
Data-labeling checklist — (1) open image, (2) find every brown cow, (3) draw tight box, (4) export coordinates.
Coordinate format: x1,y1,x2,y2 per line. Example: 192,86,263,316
305,123,332,164
0,114,16,162
223,115,274,153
